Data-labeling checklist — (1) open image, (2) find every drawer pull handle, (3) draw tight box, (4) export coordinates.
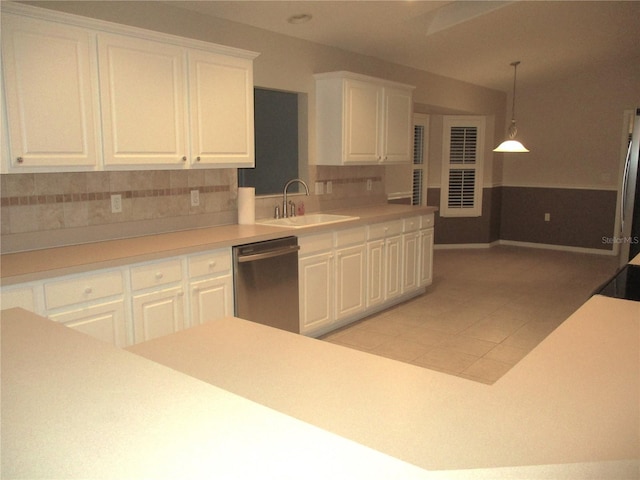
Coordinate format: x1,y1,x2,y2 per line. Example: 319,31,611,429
84,287,93,294
155,272,164,280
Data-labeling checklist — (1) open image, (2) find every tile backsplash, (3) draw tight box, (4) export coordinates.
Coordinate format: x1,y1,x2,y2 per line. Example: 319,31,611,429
1,165,386,253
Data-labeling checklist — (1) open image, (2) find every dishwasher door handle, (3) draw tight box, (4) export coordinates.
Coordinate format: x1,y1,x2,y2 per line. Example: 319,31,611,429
236,245,300,263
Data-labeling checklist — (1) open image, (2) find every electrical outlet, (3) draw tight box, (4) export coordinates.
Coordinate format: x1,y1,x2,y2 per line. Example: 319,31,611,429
110,194,122,213
326,181,333,194
190,189,200,207
544,213,551,222
315,181,324,195
366,179,373,191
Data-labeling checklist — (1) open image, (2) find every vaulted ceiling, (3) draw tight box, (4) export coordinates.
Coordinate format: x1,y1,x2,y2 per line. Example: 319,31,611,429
166,0,640,92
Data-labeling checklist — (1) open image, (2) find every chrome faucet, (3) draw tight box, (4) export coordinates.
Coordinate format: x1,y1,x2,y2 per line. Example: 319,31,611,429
283,178,309,218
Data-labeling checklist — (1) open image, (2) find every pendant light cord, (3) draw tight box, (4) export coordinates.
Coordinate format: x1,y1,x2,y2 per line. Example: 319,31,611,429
510,61,520,122
508,61,521,138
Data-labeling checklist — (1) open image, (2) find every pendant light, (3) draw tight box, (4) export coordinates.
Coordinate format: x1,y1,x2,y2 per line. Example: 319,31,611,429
494,61,529,153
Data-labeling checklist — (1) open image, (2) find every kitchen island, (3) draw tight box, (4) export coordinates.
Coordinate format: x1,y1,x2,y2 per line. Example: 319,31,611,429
3,293,638,478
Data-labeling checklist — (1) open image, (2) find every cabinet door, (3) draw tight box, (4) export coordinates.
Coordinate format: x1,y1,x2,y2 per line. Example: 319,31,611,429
382,87,413,163
402,232,420,293
49,300,128,347
420,228,434,287
366,240,385,308
98,34,188,166
299,251,333,335
343,79,382,164
2,14,101,170
132,286,185,343
189,274,233,327
188,50,254,167
0,284,40,313
335,244,366,320
386,235,402,300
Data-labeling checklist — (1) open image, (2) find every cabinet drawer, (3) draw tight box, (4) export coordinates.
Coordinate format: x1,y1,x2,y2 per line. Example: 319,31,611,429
367,220,402,240
188,249,232,278
44,270,124,310
130,259,183,291
299,232,333,255
403,216,420,233
335,226,366,248
421,213,435,228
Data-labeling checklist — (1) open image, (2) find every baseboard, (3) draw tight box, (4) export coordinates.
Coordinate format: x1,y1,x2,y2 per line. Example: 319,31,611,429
435,240,616,256
434,242,496,250
498,240,615,255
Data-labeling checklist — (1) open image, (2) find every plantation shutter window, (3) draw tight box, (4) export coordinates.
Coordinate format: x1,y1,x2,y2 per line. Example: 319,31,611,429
440,116,485,217
412,114,429,206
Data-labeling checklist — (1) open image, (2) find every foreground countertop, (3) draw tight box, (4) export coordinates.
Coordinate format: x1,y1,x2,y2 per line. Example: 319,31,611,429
0,308,436,479
0,204,435,285
128,295,640,475
2,295,638,479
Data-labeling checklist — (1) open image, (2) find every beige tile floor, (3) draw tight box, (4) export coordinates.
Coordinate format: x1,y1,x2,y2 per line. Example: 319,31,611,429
321,246,620,384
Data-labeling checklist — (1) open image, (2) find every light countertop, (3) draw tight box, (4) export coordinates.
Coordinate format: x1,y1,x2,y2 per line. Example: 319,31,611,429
0,307,437,479
127,295,639,476
0,204,435,285
2,294,638,478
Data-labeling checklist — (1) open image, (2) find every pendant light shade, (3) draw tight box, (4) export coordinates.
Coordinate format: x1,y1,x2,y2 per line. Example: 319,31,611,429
494,61,529,153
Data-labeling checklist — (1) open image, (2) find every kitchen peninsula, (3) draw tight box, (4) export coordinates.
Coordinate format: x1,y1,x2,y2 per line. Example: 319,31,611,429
2,293,638,478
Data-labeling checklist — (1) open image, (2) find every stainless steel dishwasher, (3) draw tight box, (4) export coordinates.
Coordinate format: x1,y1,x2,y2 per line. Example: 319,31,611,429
232,236,300,333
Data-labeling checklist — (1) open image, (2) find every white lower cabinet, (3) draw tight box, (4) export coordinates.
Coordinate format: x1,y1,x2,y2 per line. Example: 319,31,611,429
334,233,366,321
0,284,40,312
1,217,432,343
49,300,128,348
132,286,185,342
298,227,369,335
366,220,402,308
42,269,128,347
420,215,435,287
366,239,385,308
385,235,403,300
299,250,334,334
298,233,334,335
300,215,435,337
187,248,234,326
0,247,233,347
402,217,421,293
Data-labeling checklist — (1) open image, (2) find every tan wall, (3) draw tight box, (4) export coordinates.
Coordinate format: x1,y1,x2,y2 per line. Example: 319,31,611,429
502,59,640,189
10,1,639,252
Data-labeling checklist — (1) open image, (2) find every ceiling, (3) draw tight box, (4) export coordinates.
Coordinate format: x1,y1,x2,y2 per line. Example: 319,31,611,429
165,0,640,92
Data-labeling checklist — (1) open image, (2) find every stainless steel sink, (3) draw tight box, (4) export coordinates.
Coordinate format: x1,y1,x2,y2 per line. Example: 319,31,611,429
256,213,359,228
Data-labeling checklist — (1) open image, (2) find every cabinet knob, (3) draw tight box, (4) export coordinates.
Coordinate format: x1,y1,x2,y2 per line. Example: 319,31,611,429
195,156,201,162
84,287,93,294
16,157,24,164
208,261,216,268
155,272,164,280
181,156,187,162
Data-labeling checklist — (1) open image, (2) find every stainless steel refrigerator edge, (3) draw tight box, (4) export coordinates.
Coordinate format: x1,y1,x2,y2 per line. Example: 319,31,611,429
620,108,640,265
233,237,300,333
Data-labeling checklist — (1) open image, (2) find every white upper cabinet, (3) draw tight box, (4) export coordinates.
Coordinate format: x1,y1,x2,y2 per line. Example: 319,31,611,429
188,50,254,167
1,13,101,172
0,3,258,172
98,34,188,167
314,71,414,165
